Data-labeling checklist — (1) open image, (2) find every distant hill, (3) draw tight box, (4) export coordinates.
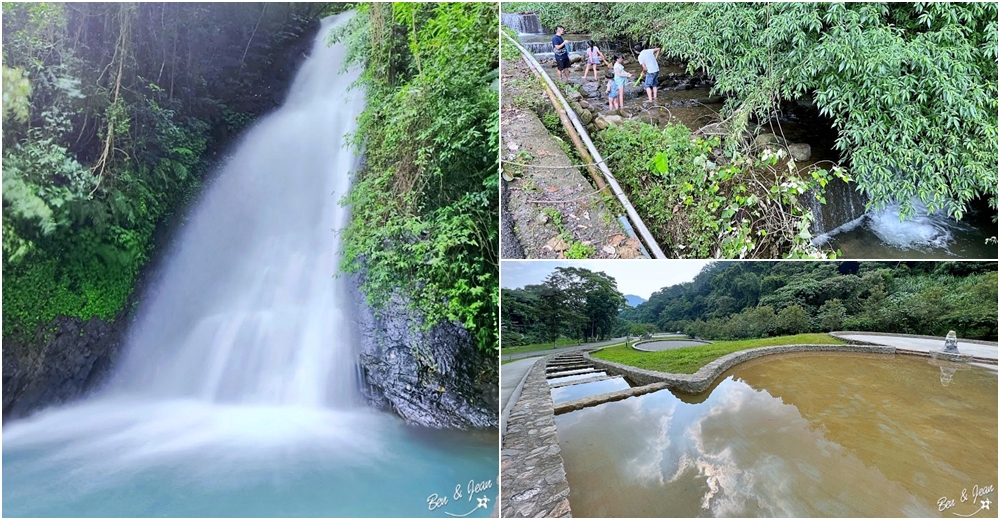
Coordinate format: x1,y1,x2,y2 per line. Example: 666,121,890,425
624,294,646,307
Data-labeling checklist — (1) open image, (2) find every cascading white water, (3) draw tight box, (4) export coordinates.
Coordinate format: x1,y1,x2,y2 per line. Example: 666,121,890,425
3,14,499,517
109,14,362,409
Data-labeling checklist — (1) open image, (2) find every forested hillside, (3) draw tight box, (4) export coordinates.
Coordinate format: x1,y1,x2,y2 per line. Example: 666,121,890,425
508,2,997,222
502,267,625,346
620,262,998,340
2,3,329,338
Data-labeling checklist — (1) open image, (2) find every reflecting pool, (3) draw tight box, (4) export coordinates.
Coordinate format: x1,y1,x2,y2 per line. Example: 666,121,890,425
555,352,998,517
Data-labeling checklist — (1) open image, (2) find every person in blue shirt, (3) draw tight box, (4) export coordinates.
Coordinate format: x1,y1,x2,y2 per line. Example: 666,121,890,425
552,26,571,82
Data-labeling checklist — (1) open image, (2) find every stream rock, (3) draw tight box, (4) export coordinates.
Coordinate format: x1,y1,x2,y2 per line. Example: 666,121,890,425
753,133,782,148
350,268,498,429
580,81,601,98
595,114,624,130
786,143,812,161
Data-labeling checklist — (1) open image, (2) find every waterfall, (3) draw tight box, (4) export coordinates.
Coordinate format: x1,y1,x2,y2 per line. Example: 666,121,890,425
107,14,364,408
501,12,545,34
3,11,373,473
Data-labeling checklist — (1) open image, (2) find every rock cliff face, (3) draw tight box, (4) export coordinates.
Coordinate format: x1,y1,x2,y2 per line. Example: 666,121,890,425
350,272,498,430
2,315,127,422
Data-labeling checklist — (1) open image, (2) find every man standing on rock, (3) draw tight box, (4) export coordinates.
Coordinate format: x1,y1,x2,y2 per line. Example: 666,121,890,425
633,43,661,103
552,26,571,82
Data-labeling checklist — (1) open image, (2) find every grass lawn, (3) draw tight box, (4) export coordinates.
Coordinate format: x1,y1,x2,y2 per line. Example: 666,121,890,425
592,333,845,375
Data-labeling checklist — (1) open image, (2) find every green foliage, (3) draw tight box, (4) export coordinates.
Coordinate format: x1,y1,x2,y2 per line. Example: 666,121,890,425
1,65,32,122
333,3,499,354
564,240,594,259
593,333,845,374
599,120,844,258
620,261,999,341
513,2,998,220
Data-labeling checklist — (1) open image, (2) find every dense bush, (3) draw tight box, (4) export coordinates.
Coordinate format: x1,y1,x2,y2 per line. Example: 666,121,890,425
2,3,323,338
599,120,845,258
332,3,499,353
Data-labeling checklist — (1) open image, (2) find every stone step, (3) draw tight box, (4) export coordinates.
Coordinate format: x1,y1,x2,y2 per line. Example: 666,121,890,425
553,382,668,415
548,374,621,389
546,368,599,378
546,363,592,372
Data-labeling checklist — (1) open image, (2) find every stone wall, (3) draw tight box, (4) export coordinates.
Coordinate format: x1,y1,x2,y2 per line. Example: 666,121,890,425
500,354,573,518
586,343,896,394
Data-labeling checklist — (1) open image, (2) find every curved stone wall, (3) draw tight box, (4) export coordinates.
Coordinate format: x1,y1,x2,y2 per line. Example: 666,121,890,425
584,343,896,394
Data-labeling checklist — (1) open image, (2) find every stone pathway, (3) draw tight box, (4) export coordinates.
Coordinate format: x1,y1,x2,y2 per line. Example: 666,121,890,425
835,333,998,360
500,353,573,518
501,356,542,435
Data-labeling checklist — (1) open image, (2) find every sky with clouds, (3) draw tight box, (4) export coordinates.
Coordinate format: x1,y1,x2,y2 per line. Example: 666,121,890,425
500,260,712,299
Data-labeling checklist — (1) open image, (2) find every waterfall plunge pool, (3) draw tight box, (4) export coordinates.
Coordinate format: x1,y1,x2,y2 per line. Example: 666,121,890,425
2,401,498,517
554,352,998,517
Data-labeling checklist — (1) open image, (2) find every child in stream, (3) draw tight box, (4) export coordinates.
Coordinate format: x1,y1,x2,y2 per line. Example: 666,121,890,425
583,41,606,82
612,54,632,110
605,71,619,111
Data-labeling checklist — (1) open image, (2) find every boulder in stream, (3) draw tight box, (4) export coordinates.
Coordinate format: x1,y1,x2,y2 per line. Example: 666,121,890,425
787,143,812,161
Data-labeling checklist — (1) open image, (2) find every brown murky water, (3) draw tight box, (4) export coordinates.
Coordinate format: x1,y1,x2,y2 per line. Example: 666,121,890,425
555,352,998,517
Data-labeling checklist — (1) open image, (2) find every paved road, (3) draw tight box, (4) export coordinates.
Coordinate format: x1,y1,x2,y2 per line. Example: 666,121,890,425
501,337,626,362
839,334,998,360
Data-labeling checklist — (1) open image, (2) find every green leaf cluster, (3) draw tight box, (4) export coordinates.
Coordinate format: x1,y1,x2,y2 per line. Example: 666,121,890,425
502,267,625,347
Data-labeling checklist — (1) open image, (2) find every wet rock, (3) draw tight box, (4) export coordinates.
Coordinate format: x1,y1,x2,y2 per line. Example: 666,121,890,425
569,54,583,64
579,100,590,110
3,315,128,422
696,95,724,104
594,114,623,130
786,143,812,161
754,133,781,148
350,267,498,429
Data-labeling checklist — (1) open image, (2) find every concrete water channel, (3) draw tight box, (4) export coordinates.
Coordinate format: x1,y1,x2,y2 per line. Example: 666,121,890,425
500,334,998,517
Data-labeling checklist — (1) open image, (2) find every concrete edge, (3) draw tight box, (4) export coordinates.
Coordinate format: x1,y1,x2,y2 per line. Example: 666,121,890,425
584,343,897,394
501,356,541,437
831,330,999,347
632,338,712,352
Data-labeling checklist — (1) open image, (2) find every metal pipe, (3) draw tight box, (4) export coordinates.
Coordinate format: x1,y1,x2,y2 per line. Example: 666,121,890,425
503,31,666,259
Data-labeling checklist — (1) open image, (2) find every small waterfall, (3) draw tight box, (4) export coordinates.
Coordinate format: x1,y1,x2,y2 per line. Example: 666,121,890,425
809,178,868,244
501,12,545,34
